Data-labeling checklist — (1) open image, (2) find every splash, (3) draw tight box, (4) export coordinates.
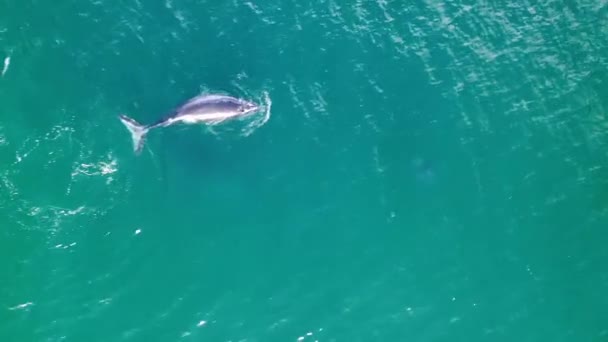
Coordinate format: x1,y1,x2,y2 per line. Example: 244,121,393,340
9,302,34,311
1,55,9,77
71,155,118,178
69,153,118,192
242,90,272,137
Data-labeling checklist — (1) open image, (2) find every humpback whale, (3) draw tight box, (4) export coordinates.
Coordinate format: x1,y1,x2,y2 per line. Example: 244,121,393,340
119,94,260,154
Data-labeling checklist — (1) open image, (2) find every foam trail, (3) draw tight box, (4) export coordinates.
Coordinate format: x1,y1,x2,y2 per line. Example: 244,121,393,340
261,91,272,126
242,91,272,137
2,56,10,77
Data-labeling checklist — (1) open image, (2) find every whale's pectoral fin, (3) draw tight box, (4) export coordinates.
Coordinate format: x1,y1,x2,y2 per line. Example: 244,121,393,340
206,118,229,126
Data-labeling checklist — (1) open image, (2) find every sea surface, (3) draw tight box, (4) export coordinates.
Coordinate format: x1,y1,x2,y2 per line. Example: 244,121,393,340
2,1,608,341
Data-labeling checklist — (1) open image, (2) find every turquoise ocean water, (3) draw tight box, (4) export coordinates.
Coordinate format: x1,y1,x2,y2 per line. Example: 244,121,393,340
2,1,608,341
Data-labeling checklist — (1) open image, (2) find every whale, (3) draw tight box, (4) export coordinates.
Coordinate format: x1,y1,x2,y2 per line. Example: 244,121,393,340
119,94,261,154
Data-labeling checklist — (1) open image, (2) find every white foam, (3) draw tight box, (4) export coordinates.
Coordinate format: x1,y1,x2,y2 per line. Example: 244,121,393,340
241,90,272,137
1,56,9,77
71,155,118,184
9,302,33,311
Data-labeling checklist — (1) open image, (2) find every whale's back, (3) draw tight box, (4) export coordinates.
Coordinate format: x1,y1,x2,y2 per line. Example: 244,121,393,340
175,95,243,117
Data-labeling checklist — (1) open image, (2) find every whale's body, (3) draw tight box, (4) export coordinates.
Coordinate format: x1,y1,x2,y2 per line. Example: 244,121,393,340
119,94,260,154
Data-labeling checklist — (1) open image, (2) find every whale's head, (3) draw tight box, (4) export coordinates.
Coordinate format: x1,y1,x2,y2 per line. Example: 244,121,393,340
238,100,260,115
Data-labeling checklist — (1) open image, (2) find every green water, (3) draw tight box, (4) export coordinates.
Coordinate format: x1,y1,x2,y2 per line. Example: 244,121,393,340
2,1,608,341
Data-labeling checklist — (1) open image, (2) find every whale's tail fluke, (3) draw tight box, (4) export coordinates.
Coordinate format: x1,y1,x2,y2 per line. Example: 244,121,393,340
119,114,149,155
